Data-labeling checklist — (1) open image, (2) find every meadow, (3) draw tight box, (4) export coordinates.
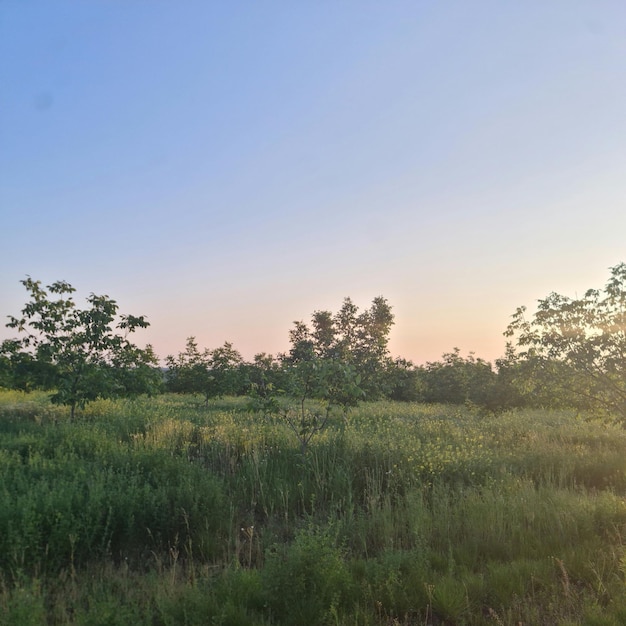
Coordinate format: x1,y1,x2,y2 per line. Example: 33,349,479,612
1,391,626,625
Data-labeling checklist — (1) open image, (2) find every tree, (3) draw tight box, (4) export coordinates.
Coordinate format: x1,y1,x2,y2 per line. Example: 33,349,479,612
269,358,363,454
207,341,244,397
244,352,286,415
350,296,395,397
165,338,244,403
285,296,395,398
505,263,626,421
487,344,565,413
165,337,212,401
0,338,57,391
109,343,162,399
266,296,396,450
245,352,282,392
385,357,423,402
6,277,160,418
421,348,496,406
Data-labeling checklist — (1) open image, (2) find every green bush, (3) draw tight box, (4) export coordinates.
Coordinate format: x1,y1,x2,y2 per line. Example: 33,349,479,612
0,584,46,626
263,525,352,625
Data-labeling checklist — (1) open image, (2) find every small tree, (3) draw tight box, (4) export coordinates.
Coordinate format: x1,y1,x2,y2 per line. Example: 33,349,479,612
0,338,57,391
279,358,363,454
165,338,244,403
287,296,395,399
245,352,289,417
208,341,244,397
421,348,496,406
6,277,160,418
505,263,626,421
245,352,284,397
165,337,213,402
385,357,424,402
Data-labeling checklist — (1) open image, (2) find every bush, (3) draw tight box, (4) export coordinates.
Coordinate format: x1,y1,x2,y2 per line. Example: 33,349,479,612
262,525,352,625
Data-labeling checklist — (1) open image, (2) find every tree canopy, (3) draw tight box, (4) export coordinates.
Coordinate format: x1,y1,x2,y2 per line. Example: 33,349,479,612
285,296,394,398
5,277,160,417
506,263,626,421
165,338,244,403
5,267,626,420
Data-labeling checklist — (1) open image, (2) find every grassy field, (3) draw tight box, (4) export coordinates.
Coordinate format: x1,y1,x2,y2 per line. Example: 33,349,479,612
1,391,626,625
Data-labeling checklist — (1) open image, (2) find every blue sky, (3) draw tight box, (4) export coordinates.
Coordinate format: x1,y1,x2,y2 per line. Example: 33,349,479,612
2,1,626,364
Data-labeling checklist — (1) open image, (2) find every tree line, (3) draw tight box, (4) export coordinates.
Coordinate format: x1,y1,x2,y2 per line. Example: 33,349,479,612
2,263,626,423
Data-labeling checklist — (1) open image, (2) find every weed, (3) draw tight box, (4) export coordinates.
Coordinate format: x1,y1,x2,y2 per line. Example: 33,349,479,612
2,392,626,623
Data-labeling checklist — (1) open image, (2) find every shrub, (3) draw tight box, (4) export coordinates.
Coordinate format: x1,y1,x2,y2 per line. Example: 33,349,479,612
262,525,352,625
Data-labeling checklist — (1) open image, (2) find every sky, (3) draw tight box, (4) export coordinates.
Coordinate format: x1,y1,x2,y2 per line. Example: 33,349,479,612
1,1,626,365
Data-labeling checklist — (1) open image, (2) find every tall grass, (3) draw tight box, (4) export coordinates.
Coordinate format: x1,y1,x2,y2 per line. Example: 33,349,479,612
1,392,626,624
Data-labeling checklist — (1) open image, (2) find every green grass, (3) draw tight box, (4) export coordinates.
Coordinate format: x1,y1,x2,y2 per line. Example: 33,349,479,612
1,391,626,624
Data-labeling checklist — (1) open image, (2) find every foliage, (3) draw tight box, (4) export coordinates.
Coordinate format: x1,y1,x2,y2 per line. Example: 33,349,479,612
281,359,364,453
244,353,285,400
285,296,395,398
420,348,497,406
5,277,160,418
165,337,244,403
263,525,351,625
210,341,245,395
506,263,626,421
384,357,424,402
0,339,57,392
2,392,626,623
164,337,211,397
244,298,378,452
248,357,364,454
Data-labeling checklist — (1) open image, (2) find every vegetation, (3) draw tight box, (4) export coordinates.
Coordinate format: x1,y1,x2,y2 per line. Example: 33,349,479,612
505,262,626,421
285,296,395,399
1,392,626,624
6,268,626,422
165,338,244,404
3,266,626,622
2,278,161,419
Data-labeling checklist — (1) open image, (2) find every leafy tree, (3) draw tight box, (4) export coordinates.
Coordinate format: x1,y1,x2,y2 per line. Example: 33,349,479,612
6,277,160,418
421,348,496,406
165,337,212,401
286,296,395,398
207,341,244,397
480,344,529,412
0,338,57,391
110,343,162,398
244,352,284,398
244,352,293,418
245,300,373,452
486,344,569,413
385,357,424,402
351,296,395,396
0,341,11,389
274,359,363,454
268,297,395,451
332,297,360,362
505,263,626,421
165,338,244,403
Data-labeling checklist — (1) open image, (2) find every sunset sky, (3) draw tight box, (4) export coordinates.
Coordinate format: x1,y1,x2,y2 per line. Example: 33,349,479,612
2,2,626,365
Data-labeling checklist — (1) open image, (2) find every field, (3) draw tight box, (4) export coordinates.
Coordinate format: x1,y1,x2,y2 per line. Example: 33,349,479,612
1,391,626,625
